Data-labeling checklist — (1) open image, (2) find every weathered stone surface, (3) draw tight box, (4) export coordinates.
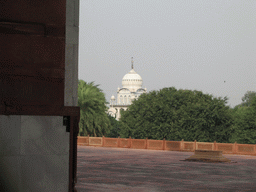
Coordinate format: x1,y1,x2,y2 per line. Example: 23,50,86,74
76,146,256,191
185,150,231,163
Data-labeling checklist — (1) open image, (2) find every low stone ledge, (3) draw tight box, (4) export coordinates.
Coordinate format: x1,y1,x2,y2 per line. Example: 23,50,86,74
77,143,88,146
184,150,231,163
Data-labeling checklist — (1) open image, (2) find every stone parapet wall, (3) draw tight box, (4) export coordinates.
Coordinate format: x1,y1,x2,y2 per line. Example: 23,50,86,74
77,136,256,156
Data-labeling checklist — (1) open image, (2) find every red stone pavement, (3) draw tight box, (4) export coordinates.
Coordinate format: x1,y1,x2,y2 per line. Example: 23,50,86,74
76,146,256,192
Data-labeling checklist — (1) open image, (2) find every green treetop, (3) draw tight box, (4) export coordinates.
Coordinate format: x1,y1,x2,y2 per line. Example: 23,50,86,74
119,87,233,143
78,80,111,137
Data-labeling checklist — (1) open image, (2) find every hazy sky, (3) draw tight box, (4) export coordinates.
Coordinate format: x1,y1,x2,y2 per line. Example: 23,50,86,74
78,0,256,107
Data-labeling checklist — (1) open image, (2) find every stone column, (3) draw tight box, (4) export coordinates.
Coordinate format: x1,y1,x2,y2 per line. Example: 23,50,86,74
116,108,120,120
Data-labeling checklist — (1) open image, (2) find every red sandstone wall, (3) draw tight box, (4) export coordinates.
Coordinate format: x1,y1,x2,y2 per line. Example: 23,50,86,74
77,136,256,156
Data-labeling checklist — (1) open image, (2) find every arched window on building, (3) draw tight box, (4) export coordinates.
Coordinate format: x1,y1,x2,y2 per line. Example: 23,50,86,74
128,95,131,104
124,95,127,104
120,95,123,104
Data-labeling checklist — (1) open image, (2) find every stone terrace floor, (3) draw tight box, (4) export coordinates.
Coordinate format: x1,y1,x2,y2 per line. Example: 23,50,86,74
76,146,256,192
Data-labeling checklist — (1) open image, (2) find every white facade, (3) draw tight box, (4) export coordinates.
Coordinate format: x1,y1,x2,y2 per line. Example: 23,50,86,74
108,58,147,120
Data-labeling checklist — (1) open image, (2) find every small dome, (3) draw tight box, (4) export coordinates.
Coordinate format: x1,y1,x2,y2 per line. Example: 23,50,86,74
122,69,143,90
111,95,115,100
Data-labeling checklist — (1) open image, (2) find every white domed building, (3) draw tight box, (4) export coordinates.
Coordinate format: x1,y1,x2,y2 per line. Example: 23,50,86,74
108,58,147,120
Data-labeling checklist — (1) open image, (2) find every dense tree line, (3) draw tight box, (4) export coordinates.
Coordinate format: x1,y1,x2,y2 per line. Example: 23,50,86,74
229,94,256,144
106,114,121,138
78,80,256,144
119,87,233,143
118,89,256,144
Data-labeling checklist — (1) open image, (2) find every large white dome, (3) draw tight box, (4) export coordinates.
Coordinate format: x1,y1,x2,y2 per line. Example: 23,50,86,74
122,69,143,90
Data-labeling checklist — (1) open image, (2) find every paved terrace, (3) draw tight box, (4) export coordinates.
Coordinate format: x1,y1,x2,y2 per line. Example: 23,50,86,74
76,146,256,192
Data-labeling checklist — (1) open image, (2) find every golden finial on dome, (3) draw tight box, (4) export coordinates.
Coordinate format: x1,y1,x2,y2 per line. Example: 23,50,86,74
131,57,134,69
